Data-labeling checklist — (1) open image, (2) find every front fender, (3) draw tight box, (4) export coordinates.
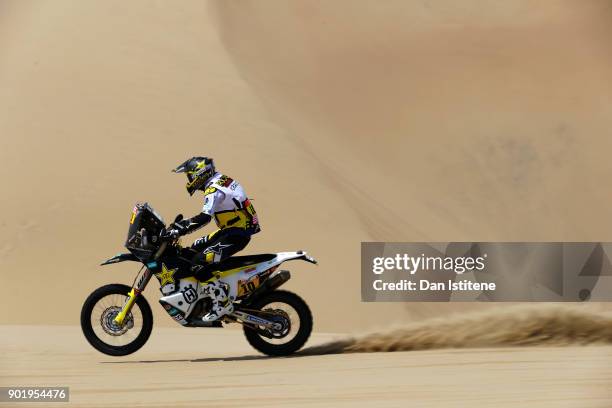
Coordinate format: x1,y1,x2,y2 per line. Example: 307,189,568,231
101,253,138,266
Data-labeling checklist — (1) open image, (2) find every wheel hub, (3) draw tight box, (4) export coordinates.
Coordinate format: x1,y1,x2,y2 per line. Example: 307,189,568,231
100,306,133,336
264,308,291,338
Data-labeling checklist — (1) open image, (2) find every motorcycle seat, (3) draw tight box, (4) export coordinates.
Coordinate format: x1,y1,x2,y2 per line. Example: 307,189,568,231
215,254,277,271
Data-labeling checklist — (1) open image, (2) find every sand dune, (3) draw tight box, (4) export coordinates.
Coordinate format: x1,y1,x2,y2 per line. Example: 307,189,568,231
0,0,402,331
2,1,612,406
2,0,612,332
8,0,612,331
210,0,612,242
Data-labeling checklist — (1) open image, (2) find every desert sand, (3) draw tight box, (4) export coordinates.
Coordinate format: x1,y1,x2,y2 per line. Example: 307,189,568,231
3,324,612,408
2,0,612,406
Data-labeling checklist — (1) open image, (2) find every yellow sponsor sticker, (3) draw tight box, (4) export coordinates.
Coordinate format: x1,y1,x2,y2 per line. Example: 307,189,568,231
237,275,260,297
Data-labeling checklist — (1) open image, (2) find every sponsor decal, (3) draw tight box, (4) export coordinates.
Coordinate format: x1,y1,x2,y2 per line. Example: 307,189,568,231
181,284,198,304
203,186,217,196
237,275,260,297
136,272,149,288
130,207,138,224
217,175,234,188
247,315,270,325
155,264,176,286
162,304,182,318
203,242,232,256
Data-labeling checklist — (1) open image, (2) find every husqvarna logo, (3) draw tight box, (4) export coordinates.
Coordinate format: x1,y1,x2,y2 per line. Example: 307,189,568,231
182,286,198,304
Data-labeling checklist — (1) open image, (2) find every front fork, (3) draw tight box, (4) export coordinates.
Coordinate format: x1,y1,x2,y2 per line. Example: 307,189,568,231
113,268,153,326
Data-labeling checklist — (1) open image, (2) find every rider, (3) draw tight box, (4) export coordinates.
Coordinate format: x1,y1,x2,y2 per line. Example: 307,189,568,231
168,156,261,322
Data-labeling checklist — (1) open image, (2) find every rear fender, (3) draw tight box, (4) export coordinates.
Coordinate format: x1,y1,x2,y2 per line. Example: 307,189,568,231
239,251,317,307
274,250,317,266
101,253,139,266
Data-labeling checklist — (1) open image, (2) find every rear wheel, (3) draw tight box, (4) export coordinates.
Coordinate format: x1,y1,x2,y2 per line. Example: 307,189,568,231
80,284,153,356
242,290,312,356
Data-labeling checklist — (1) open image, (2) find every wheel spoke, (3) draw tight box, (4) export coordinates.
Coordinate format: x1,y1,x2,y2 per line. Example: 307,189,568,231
89,293,144,348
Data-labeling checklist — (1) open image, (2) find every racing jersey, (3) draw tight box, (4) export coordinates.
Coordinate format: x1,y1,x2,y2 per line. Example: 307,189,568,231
202,173,260,234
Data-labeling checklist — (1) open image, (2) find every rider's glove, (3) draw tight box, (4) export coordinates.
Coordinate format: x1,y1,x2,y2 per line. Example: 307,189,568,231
170,213,211,236
169,219,190,236
161,228,180,240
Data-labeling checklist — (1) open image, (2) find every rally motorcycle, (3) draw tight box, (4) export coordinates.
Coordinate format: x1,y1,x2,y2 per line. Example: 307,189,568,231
80,202,316,357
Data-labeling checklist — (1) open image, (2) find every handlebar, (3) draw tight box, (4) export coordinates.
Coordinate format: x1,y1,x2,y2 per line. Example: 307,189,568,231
160,227,180,241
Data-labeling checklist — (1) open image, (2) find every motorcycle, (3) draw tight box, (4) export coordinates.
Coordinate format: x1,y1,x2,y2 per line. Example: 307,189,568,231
80,202,316,357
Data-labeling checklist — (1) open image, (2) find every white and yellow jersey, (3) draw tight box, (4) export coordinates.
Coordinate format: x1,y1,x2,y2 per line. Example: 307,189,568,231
202,173,260,234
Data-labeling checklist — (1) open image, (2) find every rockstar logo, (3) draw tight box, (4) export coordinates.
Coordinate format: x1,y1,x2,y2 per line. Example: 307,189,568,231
155,264,176,286
204,242,232,256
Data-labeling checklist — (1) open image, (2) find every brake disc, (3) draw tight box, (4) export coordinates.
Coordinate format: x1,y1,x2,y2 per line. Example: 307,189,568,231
100,306,133,336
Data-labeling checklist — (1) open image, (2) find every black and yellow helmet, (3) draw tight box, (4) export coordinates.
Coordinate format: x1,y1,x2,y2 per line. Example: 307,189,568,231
172,157,216,196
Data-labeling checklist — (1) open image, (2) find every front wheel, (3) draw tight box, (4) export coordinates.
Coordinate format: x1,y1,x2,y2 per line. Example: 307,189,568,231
242,290,313,356
80,284,153,356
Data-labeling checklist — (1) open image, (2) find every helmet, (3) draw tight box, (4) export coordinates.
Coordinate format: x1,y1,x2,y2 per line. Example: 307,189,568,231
172,157,216,196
